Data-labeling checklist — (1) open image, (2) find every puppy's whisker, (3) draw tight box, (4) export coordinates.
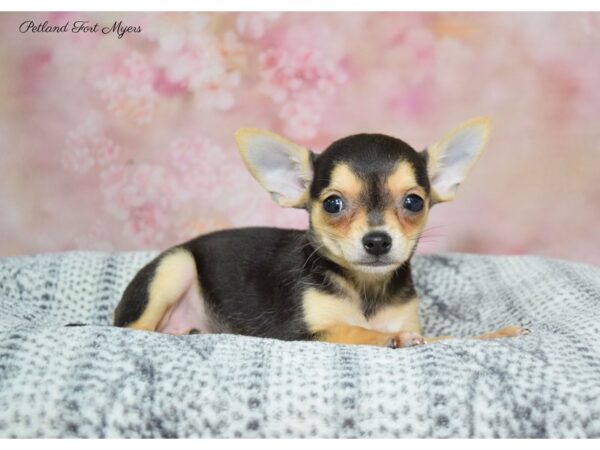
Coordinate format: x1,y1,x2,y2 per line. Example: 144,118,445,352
421,225,448,231
314,227,346,239
301,243,327,270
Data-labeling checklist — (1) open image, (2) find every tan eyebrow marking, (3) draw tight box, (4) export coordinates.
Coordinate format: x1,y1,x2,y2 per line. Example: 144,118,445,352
324,163,363,199
386,161,421,196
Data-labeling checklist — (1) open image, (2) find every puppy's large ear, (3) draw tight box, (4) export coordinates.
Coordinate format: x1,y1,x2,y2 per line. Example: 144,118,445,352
424,117,491,203
235,128,313,208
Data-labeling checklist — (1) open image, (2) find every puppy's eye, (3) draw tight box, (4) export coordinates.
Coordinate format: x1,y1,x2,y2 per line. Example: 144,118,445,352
323,195,345,214
403,194,424,212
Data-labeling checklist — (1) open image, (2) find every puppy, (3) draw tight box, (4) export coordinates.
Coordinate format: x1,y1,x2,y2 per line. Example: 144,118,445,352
113,118,527,348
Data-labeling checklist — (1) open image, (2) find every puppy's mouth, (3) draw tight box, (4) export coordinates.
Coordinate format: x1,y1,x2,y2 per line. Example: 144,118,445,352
350,258,402,275
352,259,400,268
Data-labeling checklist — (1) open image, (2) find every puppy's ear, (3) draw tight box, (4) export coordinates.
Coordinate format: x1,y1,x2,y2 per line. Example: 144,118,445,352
235,128,313,208
424,117,491,203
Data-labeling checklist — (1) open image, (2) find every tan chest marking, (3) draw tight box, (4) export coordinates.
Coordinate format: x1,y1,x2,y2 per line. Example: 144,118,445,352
367,298,421,333
303,288,369,333
302,284,420,334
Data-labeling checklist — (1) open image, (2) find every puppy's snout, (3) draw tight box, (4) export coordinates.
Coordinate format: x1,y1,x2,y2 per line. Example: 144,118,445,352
362,231,392,256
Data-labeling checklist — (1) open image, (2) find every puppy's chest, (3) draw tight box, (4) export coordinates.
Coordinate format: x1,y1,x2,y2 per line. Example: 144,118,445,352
301,280,421,334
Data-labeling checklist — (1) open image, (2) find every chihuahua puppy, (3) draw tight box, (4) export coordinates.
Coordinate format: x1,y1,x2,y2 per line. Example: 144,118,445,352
113,118,527,348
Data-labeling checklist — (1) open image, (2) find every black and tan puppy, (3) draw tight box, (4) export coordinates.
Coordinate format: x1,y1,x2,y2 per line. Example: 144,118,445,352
114,118,527,348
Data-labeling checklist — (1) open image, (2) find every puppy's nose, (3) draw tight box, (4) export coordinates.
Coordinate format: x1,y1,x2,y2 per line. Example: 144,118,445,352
362,231,392,256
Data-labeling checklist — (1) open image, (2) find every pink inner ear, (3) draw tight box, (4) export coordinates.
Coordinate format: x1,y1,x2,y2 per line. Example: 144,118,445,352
431,126,486,198
157,282,211,335
245,134,311,204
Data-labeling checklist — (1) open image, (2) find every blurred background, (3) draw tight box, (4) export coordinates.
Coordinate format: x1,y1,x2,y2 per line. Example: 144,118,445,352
1,12,599,265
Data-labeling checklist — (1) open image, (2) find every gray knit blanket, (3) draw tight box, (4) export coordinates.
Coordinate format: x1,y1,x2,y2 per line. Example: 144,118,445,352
0,250,599,438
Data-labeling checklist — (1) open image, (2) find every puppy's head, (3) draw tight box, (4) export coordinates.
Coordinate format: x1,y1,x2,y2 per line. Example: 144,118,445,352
235,118,490,277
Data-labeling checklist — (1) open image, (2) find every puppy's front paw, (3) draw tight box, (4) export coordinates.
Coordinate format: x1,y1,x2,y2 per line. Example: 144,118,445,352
478,325,530,340
387,331,425,349
495,325,530,337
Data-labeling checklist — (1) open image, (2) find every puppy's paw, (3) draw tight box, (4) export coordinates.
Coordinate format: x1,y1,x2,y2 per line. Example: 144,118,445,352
496,325,530,337
387,331,425,349
478,325,530,340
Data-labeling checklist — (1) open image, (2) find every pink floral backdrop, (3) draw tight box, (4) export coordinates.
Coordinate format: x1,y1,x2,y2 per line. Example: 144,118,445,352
1,12,599,265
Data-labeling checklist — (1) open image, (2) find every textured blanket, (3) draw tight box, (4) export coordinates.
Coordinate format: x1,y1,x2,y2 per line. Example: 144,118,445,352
0,251,599,438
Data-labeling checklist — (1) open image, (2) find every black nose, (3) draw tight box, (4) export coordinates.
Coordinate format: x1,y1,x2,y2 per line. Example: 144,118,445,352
362,231,392,256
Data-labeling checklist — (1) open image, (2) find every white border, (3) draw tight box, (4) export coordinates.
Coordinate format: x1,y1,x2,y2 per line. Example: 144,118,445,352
1,436,599,447
1,0,599,446
3,0,600,12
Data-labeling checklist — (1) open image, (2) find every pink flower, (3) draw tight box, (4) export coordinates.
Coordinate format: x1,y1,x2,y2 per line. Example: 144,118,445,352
168,138,208,173
95,134,229,246
236,12,281,39
388,81,433,120
94,51,157,125
159,41,240,110
126,202,171,245
164,136,229,203
99,162,174,245
258,29,348,139
62,119,120,173
61,144,95,174
147,14,241,111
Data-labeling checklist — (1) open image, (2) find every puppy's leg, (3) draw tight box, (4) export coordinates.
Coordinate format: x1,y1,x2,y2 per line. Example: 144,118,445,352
320,324,425,348
425,326,529,343
114,249,210,335
474,325,530,340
